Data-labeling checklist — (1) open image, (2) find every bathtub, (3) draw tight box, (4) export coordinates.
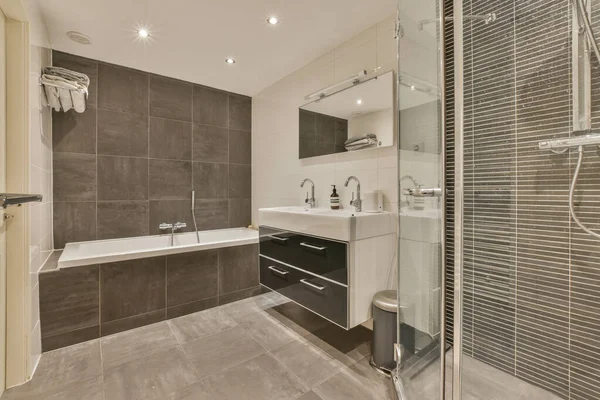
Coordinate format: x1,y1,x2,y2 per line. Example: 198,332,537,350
58,227,259,268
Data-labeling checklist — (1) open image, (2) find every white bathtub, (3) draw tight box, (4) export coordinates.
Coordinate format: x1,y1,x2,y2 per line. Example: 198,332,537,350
58,228,259,268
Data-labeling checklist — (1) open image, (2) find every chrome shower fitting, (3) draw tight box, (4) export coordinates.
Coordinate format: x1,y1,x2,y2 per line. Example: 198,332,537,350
539,132,600,239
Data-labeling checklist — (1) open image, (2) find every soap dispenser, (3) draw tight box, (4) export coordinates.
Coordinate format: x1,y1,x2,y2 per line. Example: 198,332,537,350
330,185,340,210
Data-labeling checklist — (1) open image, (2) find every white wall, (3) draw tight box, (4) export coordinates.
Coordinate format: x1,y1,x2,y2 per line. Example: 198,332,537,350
252,14,398,223
25,0,51,377
348,109,393,142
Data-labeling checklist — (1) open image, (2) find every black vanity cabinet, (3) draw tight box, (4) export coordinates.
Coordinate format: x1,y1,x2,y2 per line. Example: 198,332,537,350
259,226,349,328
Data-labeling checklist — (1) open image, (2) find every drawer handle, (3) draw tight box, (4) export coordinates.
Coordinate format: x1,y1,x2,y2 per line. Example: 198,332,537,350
268,266,289,276
269,235,288,244
300,242,327,251
300,279,326,291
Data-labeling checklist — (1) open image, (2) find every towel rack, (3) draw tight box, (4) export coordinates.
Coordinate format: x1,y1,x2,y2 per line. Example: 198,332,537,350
1,193,43,209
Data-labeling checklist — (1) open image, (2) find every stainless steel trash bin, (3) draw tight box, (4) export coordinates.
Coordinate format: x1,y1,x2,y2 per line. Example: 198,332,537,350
370,290,398,376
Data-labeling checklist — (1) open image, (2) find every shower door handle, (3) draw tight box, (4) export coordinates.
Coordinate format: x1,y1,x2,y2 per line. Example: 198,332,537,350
402,187,443,198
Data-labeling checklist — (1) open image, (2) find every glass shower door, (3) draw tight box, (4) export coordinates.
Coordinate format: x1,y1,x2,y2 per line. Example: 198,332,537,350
394,0,448,398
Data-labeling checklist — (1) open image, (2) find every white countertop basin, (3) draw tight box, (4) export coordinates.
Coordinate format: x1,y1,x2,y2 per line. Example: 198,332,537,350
259,206,396,242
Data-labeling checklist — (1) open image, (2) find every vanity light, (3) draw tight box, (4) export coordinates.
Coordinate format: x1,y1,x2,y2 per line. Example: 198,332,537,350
267,16,279,25
356,99,363,105
225,58,236,64
138,28,150,38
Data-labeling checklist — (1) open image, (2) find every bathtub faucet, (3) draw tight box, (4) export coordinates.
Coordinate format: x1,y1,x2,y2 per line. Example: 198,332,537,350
159,222,187,246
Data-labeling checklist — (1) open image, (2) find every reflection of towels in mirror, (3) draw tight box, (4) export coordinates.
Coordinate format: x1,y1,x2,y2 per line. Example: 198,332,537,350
345,133,378,151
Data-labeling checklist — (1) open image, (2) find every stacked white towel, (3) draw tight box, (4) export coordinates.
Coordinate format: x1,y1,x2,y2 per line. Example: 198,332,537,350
41,67,90,113
344,133,378,151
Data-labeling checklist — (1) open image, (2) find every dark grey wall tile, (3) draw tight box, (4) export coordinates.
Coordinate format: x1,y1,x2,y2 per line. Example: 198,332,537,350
229,94,251,131
334,119,348,145
193,85,228,127
53,109,97,154
97,63,149,115
166,250,218,307
53,202,97,248
149,75,192,121
229,129,251,165
97,201,149,240
167,297,218,319
39,265,99,338
218,244,259,295
149,159,192,200
101,310,165,337
229,198,251,228
53,153,97,202
41,326,100,352
299,110,316,141
149,200,194,234
97,109,148,157
100,257,166,323
193,162,228,198
149,117,192,160
194,199,229,230
97,156,148,201
53,51,98,108
192,124,228,163
229,164,251,198
316,114,335,144
219,286,262,306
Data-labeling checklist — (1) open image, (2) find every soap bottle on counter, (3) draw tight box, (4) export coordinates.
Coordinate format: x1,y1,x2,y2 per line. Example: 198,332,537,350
330,185,340,210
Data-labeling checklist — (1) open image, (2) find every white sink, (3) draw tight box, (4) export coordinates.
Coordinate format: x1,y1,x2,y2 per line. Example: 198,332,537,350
399,207,442,243
259,206,396,241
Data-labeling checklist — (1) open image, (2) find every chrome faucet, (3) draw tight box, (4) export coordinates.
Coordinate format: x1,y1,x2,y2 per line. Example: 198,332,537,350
300,178,316,208
159,222,187,246
344,176,362,212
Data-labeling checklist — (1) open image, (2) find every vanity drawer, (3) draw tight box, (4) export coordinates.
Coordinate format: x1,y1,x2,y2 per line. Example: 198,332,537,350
259,256,348,328
259,226,347,284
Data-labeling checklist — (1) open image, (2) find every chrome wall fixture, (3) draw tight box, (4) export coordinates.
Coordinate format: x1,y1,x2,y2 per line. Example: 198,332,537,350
0,193,43,209
305,70,367,100
418,12,496,31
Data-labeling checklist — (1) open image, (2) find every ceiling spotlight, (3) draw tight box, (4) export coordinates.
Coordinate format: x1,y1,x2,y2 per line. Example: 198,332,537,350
225,58,236,64
138,28,150,38
356,99,363,105
410,85,416,91
267,16,279,25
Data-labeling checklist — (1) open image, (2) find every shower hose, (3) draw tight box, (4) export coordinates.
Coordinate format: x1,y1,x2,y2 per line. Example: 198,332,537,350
570,146,600,239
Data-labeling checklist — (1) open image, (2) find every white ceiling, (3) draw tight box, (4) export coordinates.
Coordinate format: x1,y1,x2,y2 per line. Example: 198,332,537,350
34,0,396,96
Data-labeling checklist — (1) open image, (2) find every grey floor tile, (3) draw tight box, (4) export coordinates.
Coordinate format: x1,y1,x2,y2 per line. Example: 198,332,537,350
101,321,179,370
461,366,524,400
103,346,198,400
296,391,324,400
3,375,103,400
265,302,331,337
168,308,237,344
272,338,342,388
518,385,564,400
219,293,277,324
303,324,371,367
168,381,212,400
203,353,305,400
313,358,395,400
243,312,300,351
15,340,102,396
182,325,265,378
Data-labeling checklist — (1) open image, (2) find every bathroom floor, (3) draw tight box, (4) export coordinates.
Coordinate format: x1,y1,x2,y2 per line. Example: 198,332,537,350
3,291,392,400
3,291,563,400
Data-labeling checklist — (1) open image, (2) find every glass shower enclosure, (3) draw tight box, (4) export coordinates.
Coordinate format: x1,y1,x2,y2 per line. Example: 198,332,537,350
395,0,600,399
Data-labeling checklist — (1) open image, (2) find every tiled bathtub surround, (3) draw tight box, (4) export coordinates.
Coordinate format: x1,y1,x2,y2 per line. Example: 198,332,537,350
51,51,252,249
446,1,600,399
39,244,259,351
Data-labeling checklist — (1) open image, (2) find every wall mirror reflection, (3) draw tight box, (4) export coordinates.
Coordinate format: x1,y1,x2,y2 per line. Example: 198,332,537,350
298,70,394,159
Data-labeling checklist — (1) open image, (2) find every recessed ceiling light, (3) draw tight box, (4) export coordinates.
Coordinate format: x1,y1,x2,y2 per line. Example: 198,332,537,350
66,31,92,45
410,85,416,91
225,58,236,64
138,28,150,38
267,16,279,25
356,99,363,105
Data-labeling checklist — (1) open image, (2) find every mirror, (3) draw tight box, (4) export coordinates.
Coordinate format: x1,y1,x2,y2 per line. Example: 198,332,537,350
298,70,394,159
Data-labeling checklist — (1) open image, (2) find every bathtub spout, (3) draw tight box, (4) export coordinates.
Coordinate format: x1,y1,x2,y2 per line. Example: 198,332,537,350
159,222,186,246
